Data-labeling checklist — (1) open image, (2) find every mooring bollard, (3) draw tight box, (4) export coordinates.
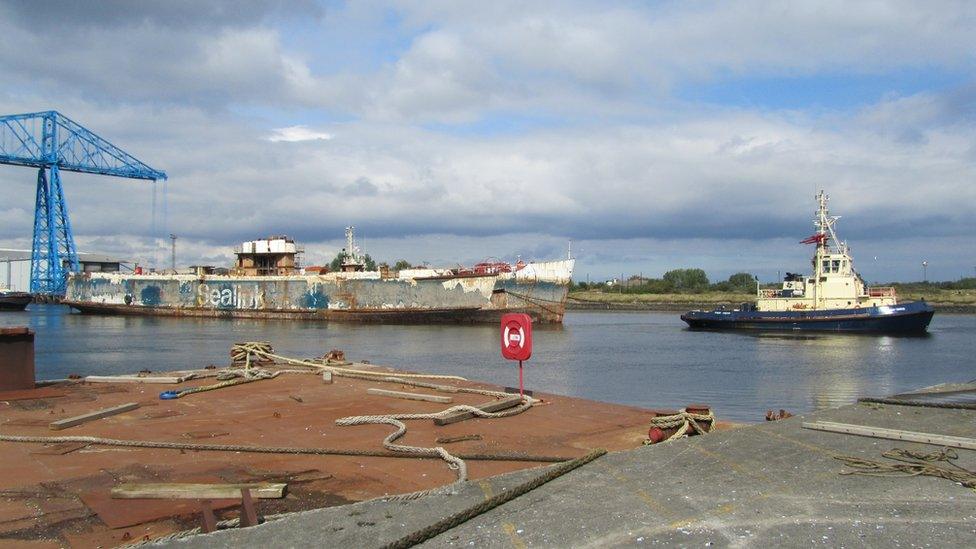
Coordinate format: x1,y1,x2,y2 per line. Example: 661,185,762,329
0,327,35,391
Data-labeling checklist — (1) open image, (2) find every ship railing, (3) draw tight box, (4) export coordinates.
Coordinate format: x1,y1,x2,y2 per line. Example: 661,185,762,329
758,289,779,298
866,287,896,298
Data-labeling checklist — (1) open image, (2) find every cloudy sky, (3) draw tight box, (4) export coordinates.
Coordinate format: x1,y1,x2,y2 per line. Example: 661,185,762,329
0,0,974,282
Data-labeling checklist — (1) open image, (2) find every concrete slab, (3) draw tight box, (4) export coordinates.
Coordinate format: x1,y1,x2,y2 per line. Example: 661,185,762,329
166,402,976,547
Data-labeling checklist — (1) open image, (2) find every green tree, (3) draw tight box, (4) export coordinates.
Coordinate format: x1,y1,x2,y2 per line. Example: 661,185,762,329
726,272,756,293
662,268,710,292
330,252,377,272
393,259,412,271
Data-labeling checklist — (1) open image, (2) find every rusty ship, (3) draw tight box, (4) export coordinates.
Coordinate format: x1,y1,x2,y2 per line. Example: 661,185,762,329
63,228,575,324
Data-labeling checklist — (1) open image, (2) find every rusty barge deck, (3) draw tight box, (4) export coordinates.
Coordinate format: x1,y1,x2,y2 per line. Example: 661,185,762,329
0,354,711,547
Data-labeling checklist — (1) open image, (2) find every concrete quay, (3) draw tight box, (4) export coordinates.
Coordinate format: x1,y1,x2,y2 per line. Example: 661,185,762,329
169,392,976,547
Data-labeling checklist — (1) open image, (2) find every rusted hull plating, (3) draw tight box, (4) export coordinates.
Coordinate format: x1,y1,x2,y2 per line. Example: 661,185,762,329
64,260,574,324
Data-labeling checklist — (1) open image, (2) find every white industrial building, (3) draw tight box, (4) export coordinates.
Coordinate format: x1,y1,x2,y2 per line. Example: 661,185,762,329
0,249,130,292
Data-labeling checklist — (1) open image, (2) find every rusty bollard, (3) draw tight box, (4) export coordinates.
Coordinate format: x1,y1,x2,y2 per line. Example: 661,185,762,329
0,327,35,391
645,409,682,444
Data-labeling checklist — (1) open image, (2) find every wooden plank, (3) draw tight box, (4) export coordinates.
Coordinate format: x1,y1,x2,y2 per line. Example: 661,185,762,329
84,375,187,384
801,421,976,450
49,402,140,430
367,388,453,404
111,482,287,500
435,434,482,444
435,395,523,426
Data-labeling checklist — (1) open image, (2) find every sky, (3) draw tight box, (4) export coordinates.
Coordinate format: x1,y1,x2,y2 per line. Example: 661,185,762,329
0,0,974,283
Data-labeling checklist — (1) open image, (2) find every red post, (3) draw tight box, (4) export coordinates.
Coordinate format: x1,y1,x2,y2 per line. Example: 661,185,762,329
518,360,524,397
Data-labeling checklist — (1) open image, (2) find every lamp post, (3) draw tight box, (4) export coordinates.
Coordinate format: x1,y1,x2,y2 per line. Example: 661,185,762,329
922,260,928,283
170,234,177,272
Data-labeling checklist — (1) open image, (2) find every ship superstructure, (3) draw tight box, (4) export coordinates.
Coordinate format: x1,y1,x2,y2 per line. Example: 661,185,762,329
756,191,896,312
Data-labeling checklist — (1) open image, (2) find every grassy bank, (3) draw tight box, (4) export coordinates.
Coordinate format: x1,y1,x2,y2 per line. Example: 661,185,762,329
894,287,976,305
568,287,976,312
569,290,752,304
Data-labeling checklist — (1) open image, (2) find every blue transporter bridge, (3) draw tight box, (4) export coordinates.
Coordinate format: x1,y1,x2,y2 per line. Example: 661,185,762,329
0,111,166,294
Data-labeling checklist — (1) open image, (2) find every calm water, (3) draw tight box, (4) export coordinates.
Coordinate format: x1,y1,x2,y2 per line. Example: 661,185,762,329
2,305,974,422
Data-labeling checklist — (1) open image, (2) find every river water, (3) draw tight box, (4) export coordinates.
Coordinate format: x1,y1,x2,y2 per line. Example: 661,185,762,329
2,305,973,422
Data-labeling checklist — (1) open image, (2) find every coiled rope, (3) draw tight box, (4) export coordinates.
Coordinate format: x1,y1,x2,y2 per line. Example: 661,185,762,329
643,408,715,444
122,342,538,480
158,342,471,400
835,447,976,491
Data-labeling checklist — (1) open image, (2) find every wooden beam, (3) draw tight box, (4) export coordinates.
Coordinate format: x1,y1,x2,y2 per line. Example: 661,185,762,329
435,395,523,426
85,375,188,384
435,434,482,444
801,421,976,450
111,482,287,500
49,402,140,430
367,388,453,404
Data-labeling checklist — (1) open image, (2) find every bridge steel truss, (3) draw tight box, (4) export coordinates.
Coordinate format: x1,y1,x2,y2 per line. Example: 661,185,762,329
0,111,166,294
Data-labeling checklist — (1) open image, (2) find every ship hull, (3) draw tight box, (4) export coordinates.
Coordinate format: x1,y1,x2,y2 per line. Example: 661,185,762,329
65,301,556,324
0,292,32,311
680,301,934,334
63,260,574,324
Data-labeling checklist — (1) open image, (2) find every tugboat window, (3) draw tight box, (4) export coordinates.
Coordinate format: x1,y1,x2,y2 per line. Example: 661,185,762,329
822,260,830,272
831,260,840,272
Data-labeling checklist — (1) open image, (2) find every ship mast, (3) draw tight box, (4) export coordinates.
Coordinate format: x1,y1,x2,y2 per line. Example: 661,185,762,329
345,226,357,263
813,192,827,307
812,190,847,308
341,226,365,272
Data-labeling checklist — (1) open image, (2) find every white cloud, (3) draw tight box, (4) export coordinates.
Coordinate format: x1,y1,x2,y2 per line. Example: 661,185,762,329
268,125,333,142
0,1,973,281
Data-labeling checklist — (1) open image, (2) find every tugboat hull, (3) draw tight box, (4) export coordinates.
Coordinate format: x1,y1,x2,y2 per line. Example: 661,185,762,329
681,301,934,334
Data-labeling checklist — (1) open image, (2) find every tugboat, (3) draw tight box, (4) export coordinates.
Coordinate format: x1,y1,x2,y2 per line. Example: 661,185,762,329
681,191,934,334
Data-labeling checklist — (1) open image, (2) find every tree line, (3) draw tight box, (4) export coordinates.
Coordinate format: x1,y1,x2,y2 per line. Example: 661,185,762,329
573,269,757,294
573,270,976,294
328,252,413,273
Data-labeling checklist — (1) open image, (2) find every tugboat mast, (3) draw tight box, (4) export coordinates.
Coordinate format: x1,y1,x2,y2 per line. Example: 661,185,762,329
812,190,844,308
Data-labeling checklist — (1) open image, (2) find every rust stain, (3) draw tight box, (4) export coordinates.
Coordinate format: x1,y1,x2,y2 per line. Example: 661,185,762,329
0,360,655,545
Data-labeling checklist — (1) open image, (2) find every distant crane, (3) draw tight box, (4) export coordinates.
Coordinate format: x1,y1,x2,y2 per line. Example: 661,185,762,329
0,111,166,294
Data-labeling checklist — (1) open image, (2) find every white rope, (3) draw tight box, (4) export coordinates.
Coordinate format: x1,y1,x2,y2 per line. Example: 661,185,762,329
335,400,535,484
232,342,468,382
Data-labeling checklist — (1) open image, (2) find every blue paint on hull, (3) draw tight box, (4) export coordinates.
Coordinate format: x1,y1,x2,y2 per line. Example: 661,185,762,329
63,272,571,323
680,301,935,334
